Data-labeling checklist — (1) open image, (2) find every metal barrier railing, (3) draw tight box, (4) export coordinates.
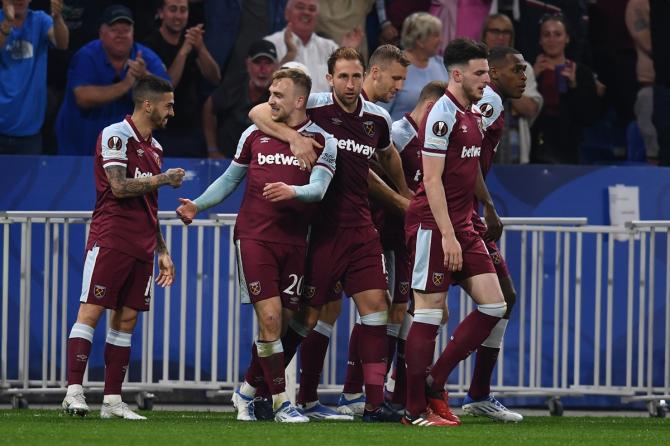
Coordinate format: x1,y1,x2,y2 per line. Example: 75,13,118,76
0,212,668,415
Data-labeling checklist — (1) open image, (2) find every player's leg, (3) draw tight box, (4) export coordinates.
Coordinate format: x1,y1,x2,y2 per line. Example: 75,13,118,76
63,245,132,417
298,299,352,420
388,309,413,408
63,303,106,416
100,304,146,420
402,225,458,427
427,272,505,404
464,268,523,422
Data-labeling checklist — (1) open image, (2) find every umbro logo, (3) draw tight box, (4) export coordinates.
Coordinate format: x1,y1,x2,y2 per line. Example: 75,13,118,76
260,137,271,144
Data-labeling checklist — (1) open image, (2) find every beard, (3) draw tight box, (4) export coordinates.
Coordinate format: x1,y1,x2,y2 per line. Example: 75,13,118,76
151,109,169,130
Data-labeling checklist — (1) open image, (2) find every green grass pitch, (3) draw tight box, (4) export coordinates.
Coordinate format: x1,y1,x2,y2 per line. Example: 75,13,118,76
1,410,669,446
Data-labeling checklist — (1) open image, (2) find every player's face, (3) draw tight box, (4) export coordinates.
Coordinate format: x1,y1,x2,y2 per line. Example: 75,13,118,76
159,0,189,34
149,92,175,129
539,19,569,58
483,17,514,48
286,0,319,36
374,60,407,103
328,58,364,109
460,58,490,103
100,22,134,59
494,54,527,99
247,57,278,89
268,78,303,122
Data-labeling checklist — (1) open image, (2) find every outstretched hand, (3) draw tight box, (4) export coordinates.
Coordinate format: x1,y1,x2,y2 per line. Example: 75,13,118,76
176,197,197,225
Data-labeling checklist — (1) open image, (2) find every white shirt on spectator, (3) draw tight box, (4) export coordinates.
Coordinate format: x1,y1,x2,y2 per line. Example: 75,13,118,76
264,28,339,94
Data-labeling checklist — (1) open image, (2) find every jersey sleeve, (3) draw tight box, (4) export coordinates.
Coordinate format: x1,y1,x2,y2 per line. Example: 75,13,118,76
233,125,258,166
391,118,416,154
306,92,332,110
477,86,504,130
423,99,456,158
314,133,337,176
100,126,129,168
376,108,393,152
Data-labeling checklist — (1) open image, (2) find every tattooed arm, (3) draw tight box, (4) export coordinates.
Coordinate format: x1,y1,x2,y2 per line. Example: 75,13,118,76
104,165,185,199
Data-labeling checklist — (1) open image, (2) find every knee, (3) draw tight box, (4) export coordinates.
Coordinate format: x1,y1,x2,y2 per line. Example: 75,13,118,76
302,306,321,330
441,305,449,326
258,311,282,337
116,315,138,333
76,304,104,328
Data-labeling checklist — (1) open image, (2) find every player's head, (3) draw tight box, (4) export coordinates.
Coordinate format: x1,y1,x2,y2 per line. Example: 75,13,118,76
246,40,279,90
366,44,410,103
158,0,189,35
268,68,312,123
539,14,569,58
443,38,490,103
488,46,526,99
285,0,319,38
412,80,447,121
481,13,515,48
400,12,442,56
326,47,365,109
99,4,135,59
132,75,175,130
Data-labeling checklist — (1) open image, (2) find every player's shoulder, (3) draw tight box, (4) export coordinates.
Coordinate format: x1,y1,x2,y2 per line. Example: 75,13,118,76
362,99,392,122
392,116,418,151
476,85,504,124
478,85,503,110
303,121,333,141
101,120,134,143
307,92,334,109
427,94,459,123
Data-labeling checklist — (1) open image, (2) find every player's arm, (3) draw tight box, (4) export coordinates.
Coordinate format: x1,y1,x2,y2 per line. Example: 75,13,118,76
376,144,412,199
176,162,248,224
263,134,338,203
423,154,462,271
248,102,321,169
367,169,409,216
155,221,174,287
474,165,502,242
105,165,184,199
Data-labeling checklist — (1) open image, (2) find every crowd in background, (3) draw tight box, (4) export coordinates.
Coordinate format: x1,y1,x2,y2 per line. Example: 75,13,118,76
1,0,669,166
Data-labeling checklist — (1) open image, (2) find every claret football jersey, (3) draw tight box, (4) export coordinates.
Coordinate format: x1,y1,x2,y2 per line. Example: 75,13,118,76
306,92,392,228
87,116,163,262
232,118,337,246
407,90,485,233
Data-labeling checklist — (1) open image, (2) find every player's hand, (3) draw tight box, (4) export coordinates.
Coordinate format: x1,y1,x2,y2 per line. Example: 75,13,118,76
341,26,364,48
155,251,175,287
51,0,63,18
379,22,398,45
176,197,197,225
483,204,503,242
263,182,296,202
165,168,185,188
3,0,15,21
442,233,462,272
288,134,321,171
128,50,148,79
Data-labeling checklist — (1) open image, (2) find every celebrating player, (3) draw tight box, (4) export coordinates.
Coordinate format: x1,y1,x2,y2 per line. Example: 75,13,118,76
176,68,337,423
403,38,507,427
62,76,185,419
249,47,411,422
461,46,527,422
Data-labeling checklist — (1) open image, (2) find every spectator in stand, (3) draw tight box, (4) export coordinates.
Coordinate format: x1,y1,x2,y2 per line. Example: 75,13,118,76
0,0,68,154
429,0,493,53
626,0,658,163
381,12,448,121
481,13,542,164
202,39,278,158
55,4,169,156
650,0,670,165
144,0,221,157
263,0,341,93
530,14,599,164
